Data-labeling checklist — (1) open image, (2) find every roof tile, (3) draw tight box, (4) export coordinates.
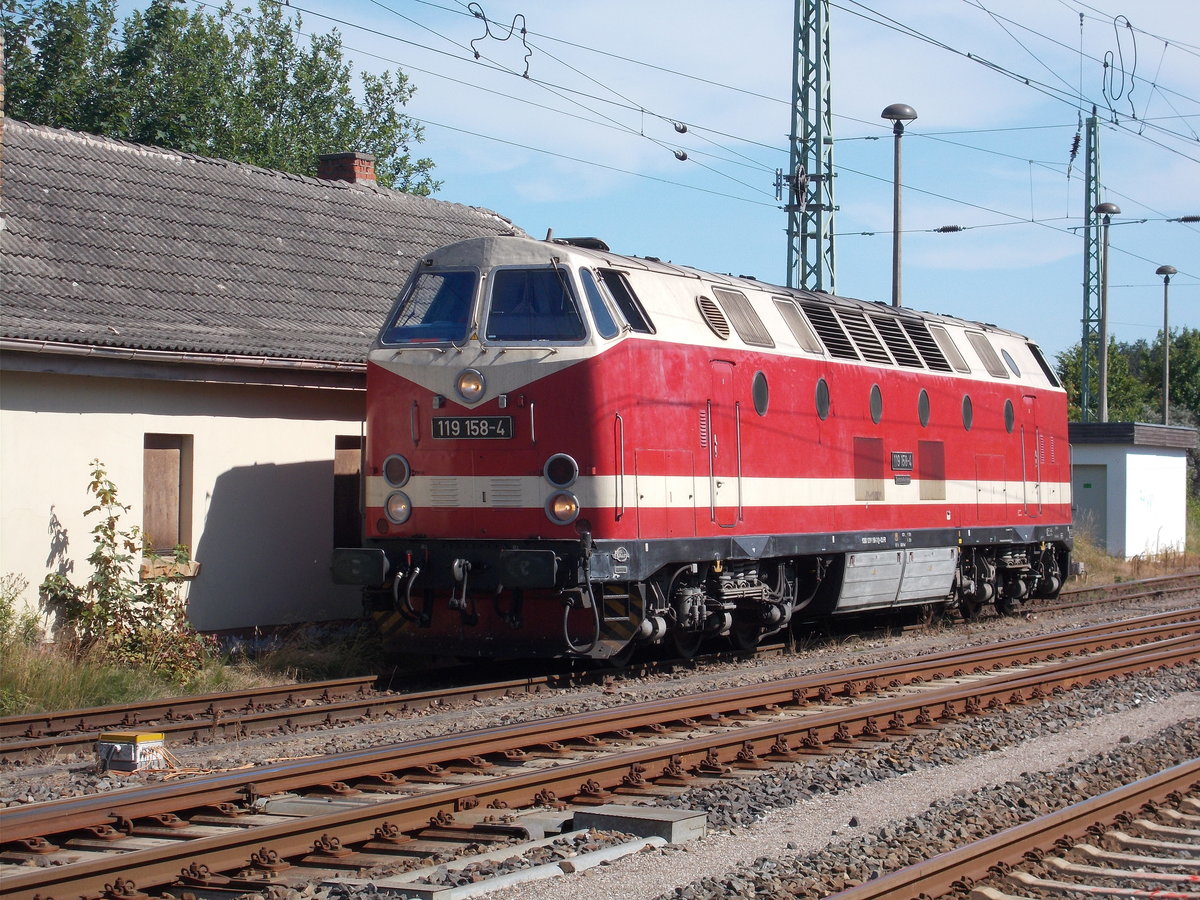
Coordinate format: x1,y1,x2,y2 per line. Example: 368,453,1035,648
1,120,523,364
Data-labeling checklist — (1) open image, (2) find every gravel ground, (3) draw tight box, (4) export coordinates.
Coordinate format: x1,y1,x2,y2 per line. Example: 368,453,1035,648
1,592,1196,900
1,594,1194,804
481,677,1198,900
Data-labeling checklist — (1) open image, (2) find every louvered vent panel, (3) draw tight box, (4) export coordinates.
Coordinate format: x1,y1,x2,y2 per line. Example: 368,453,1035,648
836,309,893,364
901,320,953,371
801,302,859,359
871,315,924,368
713,287,775,347
429,477,460,507
696,295,731,339
488,478,523,508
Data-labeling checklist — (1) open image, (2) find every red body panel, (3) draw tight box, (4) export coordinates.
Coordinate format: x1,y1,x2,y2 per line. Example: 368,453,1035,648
365,339,1070,540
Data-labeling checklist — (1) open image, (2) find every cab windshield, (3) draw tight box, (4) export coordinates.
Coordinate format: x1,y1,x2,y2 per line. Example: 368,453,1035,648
485,267,586,342
380,269,477,344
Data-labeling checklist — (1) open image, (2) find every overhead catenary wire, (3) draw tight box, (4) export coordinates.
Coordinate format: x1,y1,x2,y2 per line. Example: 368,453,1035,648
11,0,1194,281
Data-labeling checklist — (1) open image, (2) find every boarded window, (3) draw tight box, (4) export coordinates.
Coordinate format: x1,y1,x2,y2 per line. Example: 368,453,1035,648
334,435,363,547
928,323,971,373
918,440,946,500
966,331,1009,378
773,298,824,353
143,434,192,552
712,287,775,347
853,437,885,502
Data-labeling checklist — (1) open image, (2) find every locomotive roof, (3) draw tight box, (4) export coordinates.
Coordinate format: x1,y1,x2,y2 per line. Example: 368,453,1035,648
434,233,1032,343
1,119,524,367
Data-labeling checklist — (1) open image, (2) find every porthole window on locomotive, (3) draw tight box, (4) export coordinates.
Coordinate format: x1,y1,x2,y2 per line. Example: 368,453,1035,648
1004,399,1015,433
869,384,883,424
1002,349,1021,377
752,371,769,416
962,394,974,431
918,389,931,427
815,378,831,420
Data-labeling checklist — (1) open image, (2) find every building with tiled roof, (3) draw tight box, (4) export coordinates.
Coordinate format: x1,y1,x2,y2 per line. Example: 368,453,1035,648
1,118,524,630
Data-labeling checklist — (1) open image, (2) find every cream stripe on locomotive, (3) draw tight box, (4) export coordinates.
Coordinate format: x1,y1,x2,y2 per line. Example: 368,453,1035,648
366,474,1071,511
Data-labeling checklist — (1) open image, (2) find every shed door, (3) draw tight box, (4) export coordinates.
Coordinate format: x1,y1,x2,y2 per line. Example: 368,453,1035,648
1071,464,1108,551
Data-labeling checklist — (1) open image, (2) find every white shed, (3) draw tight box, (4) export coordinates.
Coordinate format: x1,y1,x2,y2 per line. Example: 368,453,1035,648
1069,422,1198,558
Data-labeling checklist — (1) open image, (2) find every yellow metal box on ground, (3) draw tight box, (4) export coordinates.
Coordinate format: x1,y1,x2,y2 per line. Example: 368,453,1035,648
96,731,167,772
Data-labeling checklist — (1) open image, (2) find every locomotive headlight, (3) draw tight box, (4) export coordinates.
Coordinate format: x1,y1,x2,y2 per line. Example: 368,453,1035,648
384,491,412,525
543,453,579,487
456,368,486,403
383,454,411,487
544,490,580,525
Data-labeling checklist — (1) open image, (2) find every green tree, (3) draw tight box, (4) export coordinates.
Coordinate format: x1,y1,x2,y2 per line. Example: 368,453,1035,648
1,0,439,192
2,0,125,133
1055,338,1154,423
118,0,236,151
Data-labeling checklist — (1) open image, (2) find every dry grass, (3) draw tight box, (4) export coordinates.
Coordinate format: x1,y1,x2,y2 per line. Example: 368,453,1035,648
0,641,292,716
1070,534,1200,586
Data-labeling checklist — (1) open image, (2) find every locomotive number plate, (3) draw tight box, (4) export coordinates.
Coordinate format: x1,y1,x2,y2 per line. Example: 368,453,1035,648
432,416,513,439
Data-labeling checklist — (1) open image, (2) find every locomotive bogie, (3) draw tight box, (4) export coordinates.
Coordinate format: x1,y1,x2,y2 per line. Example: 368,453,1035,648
334,234,1072,661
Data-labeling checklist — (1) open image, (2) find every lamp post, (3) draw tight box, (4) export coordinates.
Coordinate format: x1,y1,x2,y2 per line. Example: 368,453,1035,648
881,103,917,308
1156,264,1177,424
1094,201,1120,422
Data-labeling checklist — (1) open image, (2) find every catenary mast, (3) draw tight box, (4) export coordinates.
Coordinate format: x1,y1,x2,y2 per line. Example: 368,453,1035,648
783,0,836,292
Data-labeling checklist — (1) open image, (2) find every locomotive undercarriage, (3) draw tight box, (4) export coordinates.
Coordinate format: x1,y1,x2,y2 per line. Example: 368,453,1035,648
346,530,1070,661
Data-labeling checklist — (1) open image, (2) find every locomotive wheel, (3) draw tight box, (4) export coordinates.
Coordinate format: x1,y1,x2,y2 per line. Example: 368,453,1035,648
916,603,946,627
728,618,761,653
993,594,1018,616
958,597,983,621
670,628,704,659
605,639,638,668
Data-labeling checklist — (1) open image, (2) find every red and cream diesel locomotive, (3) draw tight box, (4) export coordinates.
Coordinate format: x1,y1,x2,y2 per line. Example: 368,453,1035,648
332,232,1071,661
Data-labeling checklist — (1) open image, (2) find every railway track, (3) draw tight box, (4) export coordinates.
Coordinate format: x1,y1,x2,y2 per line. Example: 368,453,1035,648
2,610,1196,899
4,573,1195,766
825,759,1200,900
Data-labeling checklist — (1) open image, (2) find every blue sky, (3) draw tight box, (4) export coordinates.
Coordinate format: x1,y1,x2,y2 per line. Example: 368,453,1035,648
260,0,1199,362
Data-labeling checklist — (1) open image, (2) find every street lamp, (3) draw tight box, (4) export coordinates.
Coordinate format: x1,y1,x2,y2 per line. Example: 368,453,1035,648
1094,201,1120,422
1156,264,1177,425
882,103,917,308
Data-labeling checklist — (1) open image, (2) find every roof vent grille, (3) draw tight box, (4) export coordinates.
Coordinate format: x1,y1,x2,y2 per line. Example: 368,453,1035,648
696,296,731,339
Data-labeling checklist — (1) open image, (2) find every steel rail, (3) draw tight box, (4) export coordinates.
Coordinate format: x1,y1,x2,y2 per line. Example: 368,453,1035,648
1,631,1195,897
0,675,379,741
4,581,1193,764
3,612,1196,844
1059,570,1200,599
823,758,1200,900
4,602,1195,767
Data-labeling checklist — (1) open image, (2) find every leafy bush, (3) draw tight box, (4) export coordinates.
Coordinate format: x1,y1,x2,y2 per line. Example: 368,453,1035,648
0,573,43,649
39,461,216,679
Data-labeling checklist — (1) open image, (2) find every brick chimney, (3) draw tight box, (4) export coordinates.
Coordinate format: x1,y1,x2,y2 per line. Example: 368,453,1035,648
317,152,377,185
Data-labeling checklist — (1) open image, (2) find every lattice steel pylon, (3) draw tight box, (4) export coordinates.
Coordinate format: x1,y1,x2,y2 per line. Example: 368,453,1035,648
781,0,836,292
1080,110,1101,423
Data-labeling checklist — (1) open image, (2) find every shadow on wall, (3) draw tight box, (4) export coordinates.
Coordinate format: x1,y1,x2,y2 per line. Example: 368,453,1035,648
189,461,361,632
